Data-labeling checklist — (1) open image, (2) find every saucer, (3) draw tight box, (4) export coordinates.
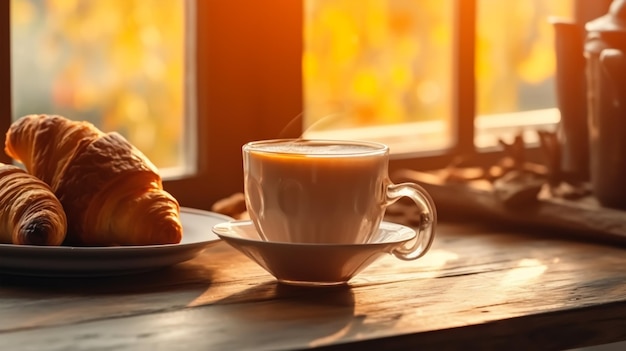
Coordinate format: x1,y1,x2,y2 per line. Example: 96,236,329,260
212,220,416,286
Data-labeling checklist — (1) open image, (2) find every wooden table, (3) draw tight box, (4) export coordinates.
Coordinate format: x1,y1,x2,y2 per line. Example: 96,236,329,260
1,219,626,350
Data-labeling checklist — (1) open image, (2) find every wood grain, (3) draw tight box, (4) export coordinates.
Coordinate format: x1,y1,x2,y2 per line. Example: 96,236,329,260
1,221,626,350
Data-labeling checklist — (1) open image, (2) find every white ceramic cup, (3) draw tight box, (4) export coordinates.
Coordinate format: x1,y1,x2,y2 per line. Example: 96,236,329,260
242,139,436,260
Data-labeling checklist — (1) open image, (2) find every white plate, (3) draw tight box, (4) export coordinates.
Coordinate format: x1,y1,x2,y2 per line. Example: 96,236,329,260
0,207,231,277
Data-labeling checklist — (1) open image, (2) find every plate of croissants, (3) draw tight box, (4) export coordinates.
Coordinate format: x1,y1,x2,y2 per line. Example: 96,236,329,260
0,114,231,277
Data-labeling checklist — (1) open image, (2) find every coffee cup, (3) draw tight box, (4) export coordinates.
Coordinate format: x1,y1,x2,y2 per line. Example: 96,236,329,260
242,139,436,259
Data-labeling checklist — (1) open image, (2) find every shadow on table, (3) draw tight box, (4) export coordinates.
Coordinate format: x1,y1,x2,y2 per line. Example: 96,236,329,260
0,259,217,295
214,280,406,349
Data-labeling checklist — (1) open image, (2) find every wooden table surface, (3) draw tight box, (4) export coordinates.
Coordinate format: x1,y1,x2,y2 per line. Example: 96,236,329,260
1,218,626,351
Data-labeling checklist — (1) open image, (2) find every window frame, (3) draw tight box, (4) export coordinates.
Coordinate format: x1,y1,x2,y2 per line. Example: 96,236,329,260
0,1,611,210
161,0,304,209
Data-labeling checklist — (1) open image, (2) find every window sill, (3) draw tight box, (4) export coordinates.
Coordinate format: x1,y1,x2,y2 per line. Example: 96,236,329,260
305,108,560,159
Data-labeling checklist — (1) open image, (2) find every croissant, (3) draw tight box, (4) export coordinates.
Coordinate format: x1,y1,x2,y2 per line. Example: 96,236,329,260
5,114,183,246
0,163,67,245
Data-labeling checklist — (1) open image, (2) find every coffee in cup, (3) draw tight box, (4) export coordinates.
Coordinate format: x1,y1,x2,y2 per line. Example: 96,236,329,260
242,139,436,259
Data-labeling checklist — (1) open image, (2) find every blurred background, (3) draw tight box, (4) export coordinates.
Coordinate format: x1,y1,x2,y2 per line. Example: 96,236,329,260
10,0,185,168
10,0,571,170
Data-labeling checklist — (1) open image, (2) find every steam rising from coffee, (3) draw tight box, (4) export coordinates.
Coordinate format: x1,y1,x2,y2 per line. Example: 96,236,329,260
278,112,343,139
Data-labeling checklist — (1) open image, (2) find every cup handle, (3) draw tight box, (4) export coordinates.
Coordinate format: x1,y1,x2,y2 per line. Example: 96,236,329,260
385,182,437,261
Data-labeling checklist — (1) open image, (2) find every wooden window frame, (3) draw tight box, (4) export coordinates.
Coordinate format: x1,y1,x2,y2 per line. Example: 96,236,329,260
162,0,305,209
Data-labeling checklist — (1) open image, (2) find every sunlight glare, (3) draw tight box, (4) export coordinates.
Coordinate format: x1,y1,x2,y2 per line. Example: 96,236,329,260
499,258,547,287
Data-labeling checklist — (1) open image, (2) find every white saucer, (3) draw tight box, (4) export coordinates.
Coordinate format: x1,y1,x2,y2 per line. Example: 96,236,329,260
212,220,417,286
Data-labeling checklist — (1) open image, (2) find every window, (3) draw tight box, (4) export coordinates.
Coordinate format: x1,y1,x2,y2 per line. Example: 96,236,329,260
10,0,188,175
2,0,303,209
303,0,454,155
305,0,609,172
0,1,612,210
304,0,573,155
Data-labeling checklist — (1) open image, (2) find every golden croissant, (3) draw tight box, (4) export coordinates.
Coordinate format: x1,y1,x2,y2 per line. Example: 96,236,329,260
5,114,183,246
0,163,67,245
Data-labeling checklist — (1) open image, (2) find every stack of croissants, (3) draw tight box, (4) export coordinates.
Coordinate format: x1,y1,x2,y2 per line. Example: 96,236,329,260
0,114,183,246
